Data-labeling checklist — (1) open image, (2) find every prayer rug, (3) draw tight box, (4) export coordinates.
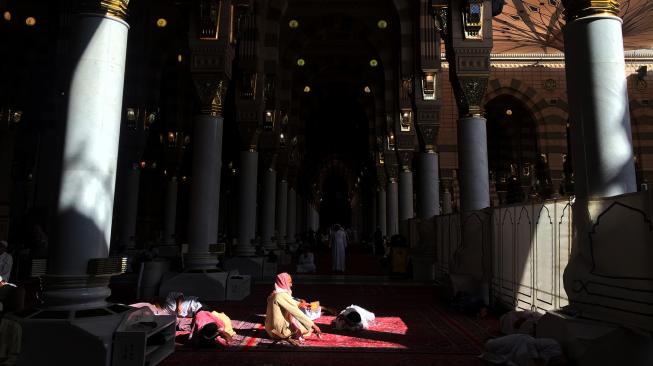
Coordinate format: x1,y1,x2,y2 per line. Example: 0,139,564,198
175,308,492,353
162,284,500,366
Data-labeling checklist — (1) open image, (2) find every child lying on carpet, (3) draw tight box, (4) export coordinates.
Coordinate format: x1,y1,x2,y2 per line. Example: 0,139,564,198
332,305,375,331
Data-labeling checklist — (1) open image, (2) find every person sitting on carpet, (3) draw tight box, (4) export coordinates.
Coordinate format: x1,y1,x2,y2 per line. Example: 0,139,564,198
332,305,375,331
296,246,316,273
0,275,21,314
265,272,322,346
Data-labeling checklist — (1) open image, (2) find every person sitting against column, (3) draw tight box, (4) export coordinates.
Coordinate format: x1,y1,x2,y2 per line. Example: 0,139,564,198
162,291,205,318
0,241,13,283
0,275,18,314
132,291,206,331
296,246,316,274
332,304,376,331
265,272,321,346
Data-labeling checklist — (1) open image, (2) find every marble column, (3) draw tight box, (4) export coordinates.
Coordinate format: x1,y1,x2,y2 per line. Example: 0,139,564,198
307,205,314,231
377,188,387,236
313,207,320,231
370,192,378,233
162,177,178,245
276,179,288,246
117,166,140,250
261,168,277,250
565,14,636,199
296,195,305,237
287,187,297,243
458,116,490,211
187,115,223,267
399,170,414,221
417,152,440,219
413,153,441,281
386,179,399,236
442,187,453,214
236,150,258,255
536,8,650,358
46,8,129,309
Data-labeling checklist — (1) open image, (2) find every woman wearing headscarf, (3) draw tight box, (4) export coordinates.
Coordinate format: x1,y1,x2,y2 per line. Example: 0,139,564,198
265,273,321,346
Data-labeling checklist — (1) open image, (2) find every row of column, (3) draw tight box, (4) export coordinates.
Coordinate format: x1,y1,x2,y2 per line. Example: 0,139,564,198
373,151,441,238
185,130,324,257
44,0,634,312
113,131,476,257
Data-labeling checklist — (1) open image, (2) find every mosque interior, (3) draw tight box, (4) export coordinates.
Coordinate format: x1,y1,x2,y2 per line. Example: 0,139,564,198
0,0,653,365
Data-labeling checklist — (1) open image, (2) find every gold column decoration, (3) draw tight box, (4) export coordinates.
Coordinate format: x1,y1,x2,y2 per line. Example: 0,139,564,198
563,0,620,21
387,165,399,183
80,0,130,19
458,76,488,116
246,126,262,151
196,79,227,117
400,152,412,172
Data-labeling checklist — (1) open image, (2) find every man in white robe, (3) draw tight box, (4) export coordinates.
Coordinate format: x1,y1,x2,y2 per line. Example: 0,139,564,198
330,224,347,272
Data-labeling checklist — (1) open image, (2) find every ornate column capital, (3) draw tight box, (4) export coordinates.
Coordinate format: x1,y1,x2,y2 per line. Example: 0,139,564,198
415,108,440,152
261,152,278,171
79,0,130,19
562,0,620,21
399,151,413,172
436,0,493,117
193,77,227,117
458,76,489,116
386,164,399,182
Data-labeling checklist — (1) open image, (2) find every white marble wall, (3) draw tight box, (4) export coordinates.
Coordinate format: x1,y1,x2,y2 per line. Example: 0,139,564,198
432,197,573,312
565,191,653,331
428,191,653,332
491,198,572,312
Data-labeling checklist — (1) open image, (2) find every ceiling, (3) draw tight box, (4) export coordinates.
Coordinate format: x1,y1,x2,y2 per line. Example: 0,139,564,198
492,0,653,54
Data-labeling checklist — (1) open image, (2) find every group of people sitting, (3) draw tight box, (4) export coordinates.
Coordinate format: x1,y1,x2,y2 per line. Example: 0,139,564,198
134,272,374,348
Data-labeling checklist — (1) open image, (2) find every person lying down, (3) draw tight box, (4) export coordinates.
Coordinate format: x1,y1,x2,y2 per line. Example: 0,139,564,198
332,305,376,331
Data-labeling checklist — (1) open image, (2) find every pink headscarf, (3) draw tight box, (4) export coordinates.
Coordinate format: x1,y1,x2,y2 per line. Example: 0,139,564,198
274,272,292,295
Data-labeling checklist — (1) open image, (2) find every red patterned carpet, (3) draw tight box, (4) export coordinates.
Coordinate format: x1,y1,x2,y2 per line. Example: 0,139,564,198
160,283,499,366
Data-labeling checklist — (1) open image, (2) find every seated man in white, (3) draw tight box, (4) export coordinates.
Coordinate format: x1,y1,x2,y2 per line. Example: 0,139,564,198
0,241,12,283
296,247,316,273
